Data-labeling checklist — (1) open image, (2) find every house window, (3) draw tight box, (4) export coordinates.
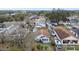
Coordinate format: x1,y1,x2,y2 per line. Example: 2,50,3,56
63,40,70,44
71,40,78,44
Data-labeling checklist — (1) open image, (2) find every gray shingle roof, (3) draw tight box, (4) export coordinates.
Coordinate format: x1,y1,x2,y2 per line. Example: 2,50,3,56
72,28,79,35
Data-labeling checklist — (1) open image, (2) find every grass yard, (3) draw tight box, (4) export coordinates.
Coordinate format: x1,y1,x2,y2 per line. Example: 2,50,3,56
74,45,79,50
34,42,52,51
63,45,79,51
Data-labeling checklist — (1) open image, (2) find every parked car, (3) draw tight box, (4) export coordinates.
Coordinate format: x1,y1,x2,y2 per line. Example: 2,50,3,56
40,36,50,43
35,35,50,43
55,39,62,49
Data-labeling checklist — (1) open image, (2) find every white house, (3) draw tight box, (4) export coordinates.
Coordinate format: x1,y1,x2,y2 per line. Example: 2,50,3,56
35,17,46,28
62,36,79,45
71,26,79,38
66,16,79,26
54,27,79,45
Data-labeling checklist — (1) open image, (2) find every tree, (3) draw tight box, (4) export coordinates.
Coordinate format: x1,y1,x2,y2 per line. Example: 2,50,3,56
13,12,26,21
45,9,71,24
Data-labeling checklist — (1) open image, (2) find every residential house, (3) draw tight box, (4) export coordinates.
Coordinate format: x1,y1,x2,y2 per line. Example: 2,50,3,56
34,26,50,43
63,36,79,45
35,16,46,28
29,15,38,20
71,26,79,38
54,27,79,45
49,19,58,26
66,16,79,26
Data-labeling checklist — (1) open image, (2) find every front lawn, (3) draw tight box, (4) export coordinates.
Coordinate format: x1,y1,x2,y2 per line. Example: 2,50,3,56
63,45,79,51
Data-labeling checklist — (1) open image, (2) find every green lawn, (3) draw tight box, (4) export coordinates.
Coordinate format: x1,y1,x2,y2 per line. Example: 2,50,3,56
63,45,79,51
35,43,52,51
74,45,79,50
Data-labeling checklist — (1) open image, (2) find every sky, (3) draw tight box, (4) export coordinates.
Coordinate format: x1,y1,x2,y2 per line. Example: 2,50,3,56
0,8,79,10
0,0,79,10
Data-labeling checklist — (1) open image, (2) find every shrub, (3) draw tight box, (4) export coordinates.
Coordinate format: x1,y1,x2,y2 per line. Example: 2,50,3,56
44,45,48,50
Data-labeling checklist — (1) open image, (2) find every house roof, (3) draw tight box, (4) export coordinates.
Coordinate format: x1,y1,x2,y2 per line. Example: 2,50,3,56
63,36,78,40
66,15,79,20
73,25,79,29
72,28,79,35
35,17,46,22
55,27,71,39
50,19,57,23
34,28,49,37
30,15,38,19
70,19,79,23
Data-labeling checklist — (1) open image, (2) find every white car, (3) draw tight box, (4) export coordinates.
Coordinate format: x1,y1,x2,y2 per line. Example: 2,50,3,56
55,39,62,49
40,36,50,43
35,35,50,43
